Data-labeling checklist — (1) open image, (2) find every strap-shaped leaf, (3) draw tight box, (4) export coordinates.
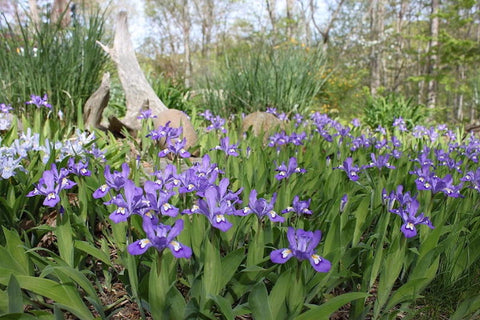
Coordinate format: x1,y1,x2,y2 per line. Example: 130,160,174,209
248,282,273,320
12,275,93,320
296,292,369,320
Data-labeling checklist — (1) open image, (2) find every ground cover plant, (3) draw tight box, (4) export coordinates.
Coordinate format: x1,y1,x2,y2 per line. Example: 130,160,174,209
0,95,480,319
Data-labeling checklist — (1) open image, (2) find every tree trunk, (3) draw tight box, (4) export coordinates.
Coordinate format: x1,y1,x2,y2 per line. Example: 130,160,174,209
182,0,192,87
97,11,168,131
370,0,385,96
426,0,439,110
28,0,40,27
266,0,277,36
50,0,70,27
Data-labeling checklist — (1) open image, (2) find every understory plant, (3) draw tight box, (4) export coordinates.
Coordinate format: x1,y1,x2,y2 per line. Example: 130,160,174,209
203,42,329,116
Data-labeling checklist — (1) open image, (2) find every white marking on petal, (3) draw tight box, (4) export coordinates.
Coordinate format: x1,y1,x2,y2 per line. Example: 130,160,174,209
139,239,150,248
281,249,292,259
311,254,322,265
170,241,181,251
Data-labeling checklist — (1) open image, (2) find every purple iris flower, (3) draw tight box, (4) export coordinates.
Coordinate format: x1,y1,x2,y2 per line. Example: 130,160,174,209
26,94,52,109
393,199,434,238
158,138,191,158
386,185,416,213
334,157,360,181
185,185,234,232
275,157,306,180
393,117,407,131
242,190,283,222
213,178,243,215
0,103,12,113
67,158,91,176
93,163,130,199
363,153,395,170
143,180,178,217
289,132,307,146
351,118,360,127
270,227,331,273
206,115,227,133
199,109,213,121
268,131,289,148
147,121,182,142
191,154,223,178
293,113,304,127
108,179,147,223
128,218,192,258
461,168,480,192
213,136,240,157
391,136,402,148
266,107,278,115
27,163,76,207
151,164,180,190
282,195,312,216
439,174,463,198
137,109,157,120
375,125,386,135
177,167,218,197
277,112,288,121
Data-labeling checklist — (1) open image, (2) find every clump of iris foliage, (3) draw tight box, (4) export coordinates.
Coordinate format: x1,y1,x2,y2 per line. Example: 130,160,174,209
0,96,480,320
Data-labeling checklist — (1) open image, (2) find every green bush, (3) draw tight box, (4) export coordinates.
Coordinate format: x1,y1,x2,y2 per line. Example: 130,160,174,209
362,92,427,131
0,5,108,123
204,42,329,116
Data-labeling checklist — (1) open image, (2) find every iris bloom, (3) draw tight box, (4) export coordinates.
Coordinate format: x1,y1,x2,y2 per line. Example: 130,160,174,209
108,179,147,223
275,157,306,180
185,185,233,232
364,153,395,170
128,218,191,258
158,138,191,158
243,190,283,222
143,181,178,217
67,158,91,176
147,121,181,141
334,157,360,181
206,115,227,133
137,109,157,120
27,163,76,207
93,163,130,199
282,195,312,216
393,199,434,238
213,136,239,157
26,94,52,109
270,227,331,273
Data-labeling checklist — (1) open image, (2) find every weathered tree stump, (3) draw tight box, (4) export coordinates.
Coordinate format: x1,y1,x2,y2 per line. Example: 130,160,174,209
96,10,168,132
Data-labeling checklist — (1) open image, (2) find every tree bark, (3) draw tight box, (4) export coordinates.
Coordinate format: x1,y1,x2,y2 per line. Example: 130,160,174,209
97,11,168,131
426,0,439,110
50,0,71,27
28,0,40,27
370,0,385,96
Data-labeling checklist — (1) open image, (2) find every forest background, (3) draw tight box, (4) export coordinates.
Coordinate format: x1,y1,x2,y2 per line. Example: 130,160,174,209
2,0,480,126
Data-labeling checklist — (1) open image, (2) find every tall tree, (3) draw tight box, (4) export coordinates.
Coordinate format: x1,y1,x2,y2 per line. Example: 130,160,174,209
426,0,439,110
369,0,385,96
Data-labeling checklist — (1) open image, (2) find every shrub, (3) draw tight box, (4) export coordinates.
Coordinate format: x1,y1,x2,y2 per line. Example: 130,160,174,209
362,92,427,131
0,5,108,123
203,42,329,116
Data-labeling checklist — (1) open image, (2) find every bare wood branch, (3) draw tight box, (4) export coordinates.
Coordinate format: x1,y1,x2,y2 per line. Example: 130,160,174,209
97,10,168,131
83,72,110,131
